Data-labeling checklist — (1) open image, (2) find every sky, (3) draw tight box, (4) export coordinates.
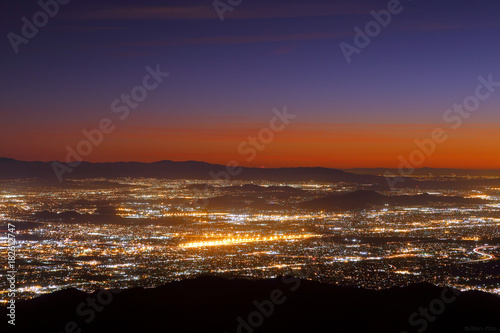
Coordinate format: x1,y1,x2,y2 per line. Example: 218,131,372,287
1,0,500,168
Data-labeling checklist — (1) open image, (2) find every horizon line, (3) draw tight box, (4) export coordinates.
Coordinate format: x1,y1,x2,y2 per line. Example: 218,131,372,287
2,157,500,171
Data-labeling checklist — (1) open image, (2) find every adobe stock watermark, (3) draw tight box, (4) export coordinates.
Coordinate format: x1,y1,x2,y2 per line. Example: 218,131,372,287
226,276,300,333
5,223,17,326
386,74,500,189
51,65,170,182
49,288,122,333
213,0,243,21
7,0,71,54
340,0,409,64
195,106,296,207
400,287,461,333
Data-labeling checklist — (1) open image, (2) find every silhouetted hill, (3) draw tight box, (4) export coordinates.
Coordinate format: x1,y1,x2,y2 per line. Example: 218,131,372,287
2,276,499,333
32,209,190,226
300,190,489,211
222,184,307,195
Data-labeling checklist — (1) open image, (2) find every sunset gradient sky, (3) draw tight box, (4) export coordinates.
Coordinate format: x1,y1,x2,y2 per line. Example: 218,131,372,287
1,0,500,168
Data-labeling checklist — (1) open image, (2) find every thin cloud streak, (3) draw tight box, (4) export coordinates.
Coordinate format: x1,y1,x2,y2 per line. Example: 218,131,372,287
68,2,372,21
117,32,351,48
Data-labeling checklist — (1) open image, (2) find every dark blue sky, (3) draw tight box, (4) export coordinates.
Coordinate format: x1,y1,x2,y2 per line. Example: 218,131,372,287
1,0,500,167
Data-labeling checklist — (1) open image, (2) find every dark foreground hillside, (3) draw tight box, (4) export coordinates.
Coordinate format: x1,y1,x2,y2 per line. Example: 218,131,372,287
2,276,499,333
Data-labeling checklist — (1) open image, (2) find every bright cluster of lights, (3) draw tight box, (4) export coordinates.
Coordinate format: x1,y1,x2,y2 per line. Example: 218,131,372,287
180,234,316,249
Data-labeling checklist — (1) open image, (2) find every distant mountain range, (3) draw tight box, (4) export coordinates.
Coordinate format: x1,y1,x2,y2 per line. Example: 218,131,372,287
300,190,490,211
4,158,500,190
2,276,499,333
0,158,384,184
346,167,500,177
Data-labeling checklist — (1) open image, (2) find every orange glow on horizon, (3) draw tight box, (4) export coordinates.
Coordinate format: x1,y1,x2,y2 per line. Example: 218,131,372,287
2,122,500,169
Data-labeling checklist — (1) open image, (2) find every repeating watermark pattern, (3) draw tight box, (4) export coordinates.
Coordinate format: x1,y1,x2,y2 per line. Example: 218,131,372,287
226,275,300,333
7,0,71,54
51,64,170,182
5,223,17,326
400,287,461,333
213,0,244,21
340,0,408,64
196,106,296,207
385,74,500,189
188,106,299,330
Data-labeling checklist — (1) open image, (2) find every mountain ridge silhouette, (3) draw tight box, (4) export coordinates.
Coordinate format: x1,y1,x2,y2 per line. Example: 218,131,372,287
2,276,499,333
